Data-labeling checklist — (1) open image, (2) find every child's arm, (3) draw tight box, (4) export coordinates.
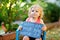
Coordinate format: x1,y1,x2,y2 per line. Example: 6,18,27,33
17,26,22,30
17,22,23,30
18,17,30,30
40,19,47,31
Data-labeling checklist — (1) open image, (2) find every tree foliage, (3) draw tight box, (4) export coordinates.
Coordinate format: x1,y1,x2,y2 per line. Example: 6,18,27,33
44,3,60,22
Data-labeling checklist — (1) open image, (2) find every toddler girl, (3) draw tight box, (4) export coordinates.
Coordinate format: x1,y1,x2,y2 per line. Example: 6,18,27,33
18,5,47,40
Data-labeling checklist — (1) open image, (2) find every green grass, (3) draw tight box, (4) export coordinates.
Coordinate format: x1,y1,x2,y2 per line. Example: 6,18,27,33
46,27,60,40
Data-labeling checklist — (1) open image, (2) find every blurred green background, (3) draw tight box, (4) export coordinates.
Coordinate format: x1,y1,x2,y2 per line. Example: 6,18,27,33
0,0,60,40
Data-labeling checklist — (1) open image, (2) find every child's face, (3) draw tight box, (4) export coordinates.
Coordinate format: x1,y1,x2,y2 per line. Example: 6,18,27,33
29,7,41,18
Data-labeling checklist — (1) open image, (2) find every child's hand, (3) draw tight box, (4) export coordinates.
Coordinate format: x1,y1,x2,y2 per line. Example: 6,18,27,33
18,26,22,30
42,26,47,31
40,19,47,31
19,27,22,30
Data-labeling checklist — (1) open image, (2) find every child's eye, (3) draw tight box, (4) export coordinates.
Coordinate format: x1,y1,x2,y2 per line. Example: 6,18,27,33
32,10,34,12
36,11,38,12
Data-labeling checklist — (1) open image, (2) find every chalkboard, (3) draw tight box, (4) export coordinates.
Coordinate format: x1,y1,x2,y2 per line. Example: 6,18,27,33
19,21,44,38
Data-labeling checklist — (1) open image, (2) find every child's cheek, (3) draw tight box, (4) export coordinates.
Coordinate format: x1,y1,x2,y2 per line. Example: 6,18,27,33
36,12,40,16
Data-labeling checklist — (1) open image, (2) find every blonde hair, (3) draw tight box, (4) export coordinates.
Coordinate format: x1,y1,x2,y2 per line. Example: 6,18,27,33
28,4,44,18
